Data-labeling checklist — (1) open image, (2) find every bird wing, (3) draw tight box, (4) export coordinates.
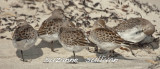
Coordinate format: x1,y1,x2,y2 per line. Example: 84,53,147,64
13,25,37,41
59,27,96,47
94,28,131,44
74,29,97,47
38,18,63,35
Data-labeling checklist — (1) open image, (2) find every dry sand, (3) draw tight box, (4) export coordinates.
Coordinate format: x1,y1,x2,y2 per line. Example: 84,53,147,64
0,0,160,69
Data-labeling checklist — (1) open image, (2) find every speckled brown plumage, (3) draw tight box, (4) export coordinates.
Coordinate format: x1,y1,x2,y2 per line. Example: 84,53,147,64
59,27,94,46
37,9,65,52
38,18,63,35
58,22,96,63
13,24,37,41
90,27,132,44
88,19,136,57
12,19,38,62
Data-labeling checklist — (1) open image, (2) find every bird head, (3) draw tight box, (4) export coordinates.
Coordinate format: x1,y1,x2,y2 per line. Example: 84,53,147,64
93,19,106,29
143,23,155,35
16,19,28,27
62,20,76,28
51,9,64,19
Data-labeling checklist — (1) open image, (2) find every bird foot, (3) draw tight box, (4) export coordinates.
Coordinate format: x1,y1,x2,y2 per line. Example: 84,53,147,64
68,61,78,64
51,49,58,52
87,47,106,54
20,59,32,62
107,51,120,58
87,47,97,53
97,49,107,54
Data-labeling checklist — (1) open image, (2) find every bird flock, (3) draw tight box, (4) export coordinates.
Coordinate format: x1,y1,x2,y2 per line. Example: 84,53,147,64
12,9,157,63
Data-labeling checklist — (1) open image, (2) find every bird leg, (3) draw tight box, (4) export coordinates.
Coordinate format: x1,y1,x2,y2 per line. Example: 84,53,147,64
95,46,98,52
73,51,76,60
128,47,136,57
50,41,55,52
107,50,115,58
73,51,77,64
20,50,25,62
69,51,77,64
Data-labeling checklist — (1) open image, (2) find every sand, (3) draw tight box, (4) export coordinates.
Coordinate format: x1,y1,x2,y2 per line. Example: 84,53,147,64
0,0,160,69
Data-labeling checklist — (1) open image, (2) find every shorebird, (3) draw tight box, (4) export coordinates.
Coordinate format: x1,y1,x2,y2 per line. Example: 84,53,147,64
87,20,107,53
12,19,38,62
113,18,155,48
38,9,65,52
58,21,96,63
88,19,136,57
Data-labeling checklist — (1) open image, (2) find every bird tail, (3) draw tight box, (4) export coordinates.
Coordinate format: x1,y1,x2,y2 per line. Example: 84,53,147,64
77,40,97,47
88,41,97,47
115,37,138,46
86,38,97,47
123,40,139,46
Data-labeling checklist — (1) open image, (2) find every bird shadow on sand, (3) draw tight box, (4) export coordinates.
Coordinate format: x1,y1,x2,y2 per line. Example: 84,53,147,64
131,37,160,53
147,37,160,50
16,45,43,61
67,55,86,63
95,51,135,60
37,40,62,50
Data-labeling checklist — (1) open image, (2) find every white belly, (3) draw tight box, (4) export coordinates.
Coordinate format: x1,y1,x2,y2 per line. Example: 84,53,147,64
39,33,58,42
59,41,87,52
89,33,120,51
97,42,120,51
118,27,147,43
12,38,37,50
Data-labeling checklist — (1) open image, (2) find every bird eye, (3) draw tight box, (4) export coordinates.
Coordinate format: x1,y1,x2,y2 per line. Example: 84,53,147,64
19,22,23,25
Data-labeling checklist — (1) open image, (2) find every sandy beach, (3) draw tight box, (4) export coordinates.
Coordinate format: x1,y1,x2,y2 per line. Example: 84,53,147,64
0,0,160,69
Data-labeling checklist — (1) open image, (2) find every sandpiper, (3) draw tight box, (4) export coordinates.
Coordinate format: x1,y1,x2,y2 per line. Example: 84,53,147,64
114,18,155,48
12,19,38,62
58,21,96,63
87,20,107,53
88,19,136,57
38,9,65,52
